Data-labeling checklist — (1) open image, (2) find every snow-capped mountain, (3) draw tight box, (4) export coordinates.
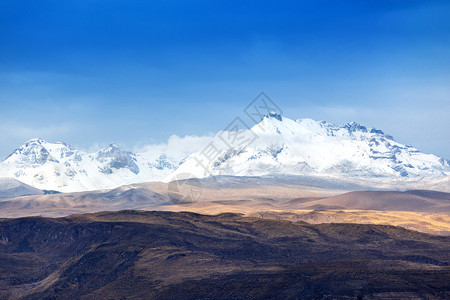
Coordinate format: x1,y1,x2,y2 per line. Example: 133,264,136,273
1,114,449,193
169,113,450,181
0,138,178,192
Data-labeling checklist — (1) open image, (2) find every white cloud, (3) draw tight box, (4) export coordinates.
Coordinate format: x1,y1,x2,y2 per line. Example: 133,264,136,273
135,134,213,161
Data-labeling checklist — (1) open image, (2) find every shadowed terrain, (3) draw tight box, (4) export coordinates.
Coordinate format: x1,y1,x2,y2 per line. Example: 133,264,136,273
0,210,448,299
246,210,450,236
0,178,44,199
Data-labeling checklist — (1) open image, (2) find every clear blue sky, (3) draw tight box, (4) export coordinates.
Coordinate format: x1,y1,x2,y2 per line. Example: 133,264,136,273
1,0,449,159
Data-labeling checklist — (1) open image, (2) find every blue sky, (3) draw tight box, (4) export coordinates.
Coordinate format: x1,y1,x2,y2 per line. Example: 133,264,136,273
1,0,449,159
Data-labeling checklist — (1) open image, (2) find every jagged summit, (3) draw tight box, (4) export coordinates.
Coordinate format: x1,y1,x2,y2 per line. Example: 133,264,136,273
252,113,298,136
102,143,123,150
6,138,67,165
26,137,45,144
22,138,73,147
96,143,140,175
263,112,283,121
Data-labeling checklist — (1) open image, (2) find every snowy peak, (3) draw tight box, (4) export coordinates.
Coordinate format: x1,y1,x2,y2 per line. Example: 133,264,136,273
148,154,177,171
98,143,123,152
96,144,140,175
252,116,392,142
5,138,75,165
172,115,450,180
24,138,47,145
252,113,299,136
341,122,395,140
264,112,283,121
96,143,129,158
344,121,368,133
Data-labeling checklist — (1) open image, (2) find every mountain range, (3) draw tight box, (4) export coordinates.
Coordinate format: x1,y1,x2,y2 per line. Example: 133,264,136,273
0,139,178,192
1,113,449,192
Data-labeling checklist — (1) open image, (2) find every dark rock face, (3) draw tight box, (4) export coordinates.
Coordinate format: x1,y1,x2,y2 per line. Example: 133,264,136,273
265,112,283,121
0,211,448,299
96,144,140,174
149,154,176,170
14,141,52,165
345,122,368,133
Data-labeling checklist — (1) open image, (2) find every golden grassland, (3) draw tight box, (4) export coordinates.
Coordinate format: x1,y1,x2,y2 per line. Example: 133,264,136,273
162,202,450,235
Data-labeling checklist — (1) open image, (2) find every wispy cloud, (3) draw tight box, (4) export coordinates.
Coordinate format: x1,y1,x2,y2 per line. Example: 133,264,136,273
135,134,213,161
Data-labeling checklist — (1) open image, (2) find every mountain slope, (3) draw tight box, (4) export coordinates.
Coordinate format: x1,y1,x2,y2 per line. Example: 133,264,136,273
0,178,44,199
170,113,450,181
